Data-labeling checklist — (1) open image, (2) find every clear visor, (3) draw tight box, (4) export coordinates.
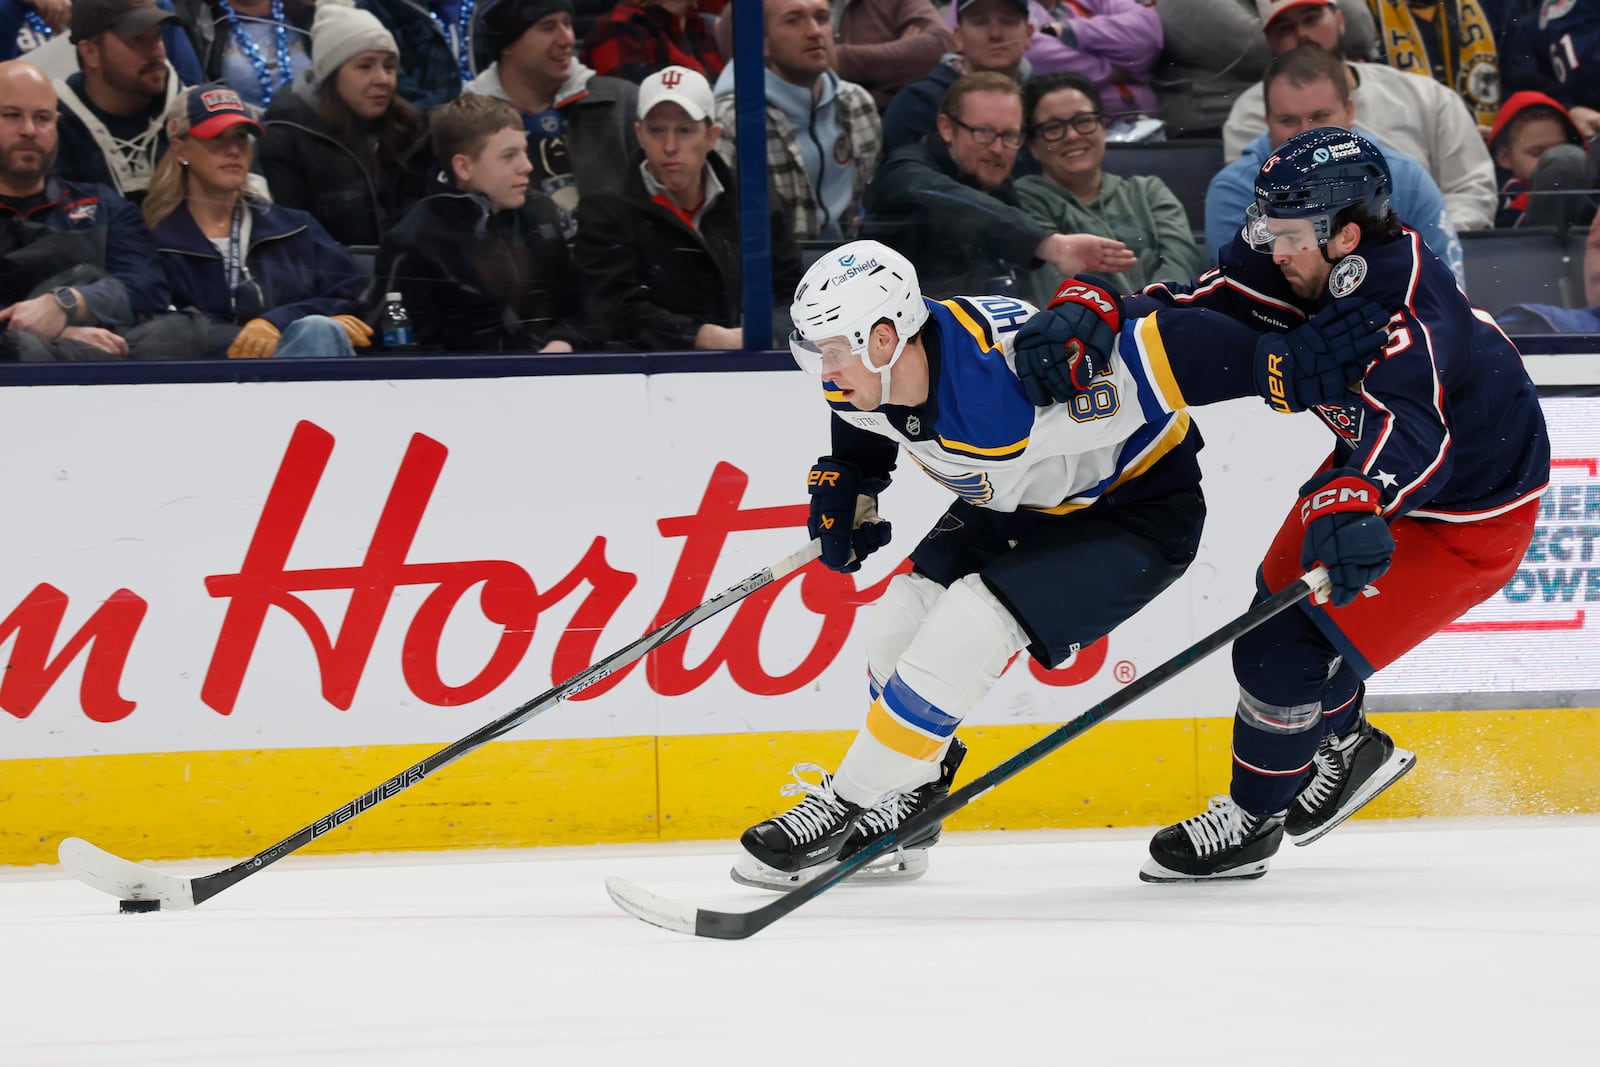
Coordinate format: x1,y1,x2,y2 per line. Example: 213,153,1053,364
788,330,861,377
1244,203,1330,255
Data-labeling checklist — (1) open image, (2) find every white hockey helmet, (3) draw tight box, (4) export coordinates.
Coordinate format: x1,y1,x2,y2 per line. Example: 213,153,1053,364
788,240,928,393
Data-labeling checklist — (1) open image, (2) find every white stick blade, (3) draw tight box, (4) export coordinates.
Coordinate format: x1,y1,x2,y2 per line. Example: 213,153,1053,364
604,876,699,935
58,838,198,910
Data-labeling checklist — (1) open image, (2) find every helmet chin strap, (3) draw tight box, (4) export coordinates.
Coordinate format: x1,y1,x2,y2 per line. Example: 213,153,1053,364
862,329,911,405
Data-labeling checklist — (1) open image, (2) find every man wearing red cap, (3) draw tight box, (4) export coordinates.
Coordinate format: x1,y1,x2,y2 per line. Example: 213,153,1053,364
1224,0,1495,233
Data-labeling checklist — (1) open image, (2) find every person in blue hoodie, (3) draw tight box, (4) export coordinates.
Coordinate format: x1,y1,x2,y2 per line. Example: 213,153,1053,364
710,0,880,243
1205,44,1465,288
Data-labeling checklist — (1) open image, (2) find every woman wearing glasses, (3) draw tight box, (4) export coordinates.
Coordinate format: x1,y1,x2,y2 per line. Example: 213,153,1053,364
143,84,372,359
1016,71,1203,304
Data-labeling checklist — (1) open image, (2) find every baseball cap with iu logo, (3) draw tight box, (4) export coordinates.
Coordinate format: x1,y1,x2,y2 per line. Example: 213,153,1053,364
637,65,715,122
182,85,264,139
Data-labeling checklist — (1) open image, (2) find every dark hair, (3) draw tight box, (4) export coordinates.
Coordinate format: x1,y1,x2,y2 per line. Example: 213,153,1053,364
1493,103,1574,152
1262,42,1351,110
1334,201,1402,242
1022,71,1102,129
318,73,425,181
940,71,1021,121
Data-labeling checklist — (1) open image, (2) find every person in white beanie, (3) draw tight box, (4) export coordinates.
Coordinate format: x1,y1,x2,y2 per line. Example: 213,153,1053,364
259,0,430,246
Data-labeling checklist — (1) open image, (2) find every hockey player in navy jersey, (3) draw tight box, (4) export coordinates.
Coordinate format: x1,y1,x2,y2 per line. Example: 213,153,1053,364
1016,126,1552,882
733,236,1390,889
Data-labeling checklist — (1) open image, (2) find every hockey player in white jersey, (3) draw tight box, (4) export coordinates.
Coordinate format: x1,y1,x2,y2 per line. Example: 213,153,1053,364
733,239,1389,888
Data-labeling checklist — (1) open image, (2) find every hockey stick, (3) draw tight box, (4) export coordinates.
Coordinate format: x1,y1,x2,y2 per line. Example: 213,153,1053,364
606,565,1331,940
59,540,823,911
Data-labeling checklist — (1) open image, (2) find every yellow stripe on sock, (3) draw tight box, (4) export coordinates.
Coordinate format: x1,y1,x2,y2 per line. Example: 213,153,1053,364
864,700,948,759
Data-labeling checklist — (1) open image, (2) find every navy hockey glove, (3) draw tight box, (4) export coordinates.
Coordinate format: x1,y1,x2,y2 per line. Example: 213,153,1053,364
1013,274,1122,407
1298,468,1394,607
1255,298,1389,414
807,457,892,573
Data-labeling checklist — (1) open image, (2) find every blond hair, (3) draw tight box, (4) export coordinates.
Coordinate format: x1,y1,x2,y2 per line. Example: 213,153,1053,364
143,88,268,229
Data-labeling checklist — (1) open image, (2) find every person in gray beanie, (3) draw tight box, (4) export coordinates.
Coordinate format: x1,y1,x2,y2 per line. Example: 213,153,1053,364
463,0,638,240
259,0,430,246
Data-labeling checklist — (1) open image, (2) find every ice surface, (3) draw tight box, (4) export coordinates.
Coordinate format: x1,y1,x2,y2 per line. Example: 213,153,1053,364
4,819,1597,1066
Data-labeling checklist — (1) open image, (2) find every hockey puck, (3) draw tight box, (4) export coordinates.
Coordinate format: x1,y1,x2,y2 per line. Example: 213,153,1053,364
118,899,161,914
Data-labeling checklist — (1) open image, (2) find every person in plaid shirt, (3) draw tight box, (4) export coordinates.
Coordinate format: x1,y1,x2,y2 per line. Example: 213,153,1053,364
582,0,722,83
712,0,880,242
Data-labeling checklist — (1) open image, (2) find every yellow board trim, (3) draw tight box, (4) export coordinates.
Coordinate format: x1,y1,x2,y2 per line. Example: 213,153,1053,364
6,708,1598,866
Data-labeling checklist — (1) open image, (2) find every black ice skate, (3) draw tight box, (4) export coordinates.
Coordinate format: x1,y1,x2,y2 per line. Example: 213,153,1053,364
1286,716,1416,846
732,739,967,891
736,764,863,877
1140,796,1285,883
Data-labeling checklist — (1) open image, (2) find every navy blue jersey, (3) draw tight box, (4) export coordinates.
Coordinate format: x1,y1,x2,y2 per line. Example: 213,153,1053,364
1539,0,1600,107
1131,228,1551,521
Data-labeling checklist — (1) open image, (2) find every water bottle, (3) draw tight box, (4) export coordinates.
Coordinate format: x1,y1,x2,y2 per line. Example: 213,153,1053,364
381,292,415,351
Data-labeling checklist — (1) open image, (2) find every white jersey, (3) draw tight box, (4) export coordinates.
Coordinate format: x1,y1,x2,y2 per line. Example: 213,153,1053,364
828,295,1199,514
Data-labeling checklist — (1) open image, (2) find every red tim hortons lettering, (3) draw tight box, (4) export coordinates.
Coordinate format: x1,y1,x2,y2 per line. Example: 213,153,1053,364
0,585,146,722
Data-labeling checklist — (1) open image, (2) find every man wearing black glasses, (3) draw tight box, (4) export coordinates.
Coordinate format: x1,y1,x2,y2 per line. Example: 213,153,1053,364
865,70,1135,299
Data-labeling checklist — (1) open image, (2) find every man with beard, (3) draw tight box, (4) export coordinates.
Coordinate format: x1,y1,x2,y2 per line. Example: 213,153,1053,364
52,0,184,202
0,60,177,360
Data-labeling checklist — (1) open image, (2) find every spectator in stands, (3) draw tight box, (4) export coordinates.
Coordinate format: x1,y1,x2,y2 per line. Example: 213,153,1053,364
1150,0,1373,139
717,0,955,113
573,64,800,349
882,0,1033,156
261,0,429,247
583,0,722,83
1225,0,1495,232
1206,44,1465,284
466,0,638,240
174,0,313,108
9,0,206,85
712,0,879,243
1520,0,1600,138
1016,71,1203,302
1488,90,1595,231
377,94,586,352
0,60,190,360
143,84,371,358
358,0,472,109
52,0,184,202
953,0,1162,125
1362,0,1500,130
864,71,1135,298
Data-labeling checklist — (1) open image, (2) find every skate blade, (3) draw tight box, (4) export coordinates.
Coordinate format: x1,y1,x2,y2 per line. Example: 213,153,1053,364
1138,857,1272,883
729,848,930,892
1289,746,1417,847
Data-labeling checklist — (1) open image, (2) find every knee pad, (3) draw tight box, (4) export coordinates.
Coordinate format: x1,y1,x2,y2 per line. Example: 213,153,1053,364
865,571,945,691
894,573,1030,721
1235,683,1322,735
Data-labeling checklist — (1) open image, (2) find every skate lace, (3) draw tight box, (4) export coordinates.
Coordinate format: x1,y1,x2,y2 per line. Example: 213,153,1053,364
1298,731,1355,811
1179,796,1255,857
855,790,918,836
771,763,852,846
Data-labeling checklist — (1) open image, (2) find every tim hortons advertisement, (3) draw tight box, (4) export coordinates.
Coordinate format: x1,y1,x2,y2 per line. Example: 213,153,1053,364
0,375,1590,760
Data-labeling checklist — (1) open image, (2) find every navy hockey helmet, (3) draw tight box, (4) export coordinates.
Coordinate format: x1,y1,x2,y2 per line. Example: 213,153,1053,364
1246,127,1393,255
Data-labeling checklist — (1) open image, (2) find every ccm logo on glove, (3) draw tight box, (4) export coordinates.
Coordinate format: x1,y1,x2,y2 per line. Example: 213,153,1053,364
1052,283,1118,318
1299,475,1380,524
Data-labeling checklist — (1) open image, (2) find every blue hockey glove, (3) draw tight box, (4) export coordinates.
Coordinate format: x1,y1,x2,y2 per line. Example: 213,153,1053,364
1255,298,1389,414
1298,468,1394,607
807,457,892,573
1012,274,1122,407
